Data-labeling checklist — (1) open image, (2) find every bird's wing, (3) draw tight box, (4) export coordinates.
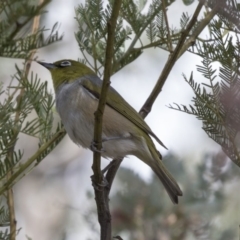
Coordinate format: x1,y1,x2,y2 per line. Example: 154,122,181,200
80,75,167,149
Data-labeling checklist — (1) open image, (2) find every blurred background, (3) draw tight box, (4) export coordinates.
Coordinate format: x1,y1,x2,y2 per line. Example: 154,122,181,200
1,0,240,239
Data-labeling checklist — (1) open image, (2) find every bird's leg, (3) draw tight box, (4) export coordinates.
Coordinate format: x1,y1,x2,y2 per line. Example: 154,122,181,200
91,160,121,191
91,160,119,190
101,159,119,174
91,136,127,190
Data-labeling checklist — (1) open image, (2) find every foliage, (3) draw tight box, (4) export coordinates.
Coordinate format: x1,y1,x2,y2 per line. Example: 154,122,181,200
0,0,62,59
75,0,177,76
75,0,240,168
1,0,240,238
169,10,240,167
74,0,240,239
0,0,65,238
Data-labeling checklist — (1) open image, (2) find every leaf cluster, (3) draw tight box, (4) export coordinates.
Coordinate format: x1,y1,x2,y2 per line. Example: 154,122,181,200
0,0,63,59
75,0,178,76
0,0,66,238
205,0,240,32
0,65,66,187
0,201,22,239
169,16,240,166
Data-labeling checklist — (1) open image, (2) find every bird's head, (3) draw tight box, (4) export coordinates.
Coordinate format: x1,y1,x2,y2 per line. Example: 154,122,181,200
38,59,95,90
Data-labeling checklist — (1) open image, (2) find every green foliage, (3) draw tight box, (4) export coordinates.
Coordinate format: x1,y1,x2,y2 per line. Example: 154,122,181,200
0,205,9,226
0,0,66,238
0,62,66,238
1,0,240,238
75,0,177,76
0,86,23,180
0,229,11,240
15,66,55,139
0,0,63,59
169,16,240,167
0,203,21,240
0,64,64,179
206,0,240,32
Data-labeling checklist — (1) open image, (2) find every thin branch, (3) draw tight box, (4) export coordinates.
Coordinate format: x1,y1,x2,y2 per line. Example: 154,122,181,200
0,128,65,195
132,34,180,51
178,4,218,58
5,1,45,238
162,0,173,52
6,186,16,240
7,0,51,41
139,0,205,117
92,1,122,240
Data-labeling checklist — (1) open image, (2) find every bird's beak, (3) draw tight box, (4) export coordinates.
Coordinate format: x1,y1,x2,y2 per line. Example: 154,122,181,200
37,61,57,69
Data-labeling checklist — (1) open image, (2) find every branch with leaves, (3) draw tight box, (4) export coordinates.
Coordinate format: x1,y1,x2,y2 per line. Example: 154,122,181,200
169,1,240,167
0,0,64,239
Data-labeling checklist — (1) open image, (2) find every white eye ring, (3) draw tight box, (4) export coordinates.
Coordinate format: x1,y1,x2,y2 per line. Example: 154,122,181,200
60,61,71,67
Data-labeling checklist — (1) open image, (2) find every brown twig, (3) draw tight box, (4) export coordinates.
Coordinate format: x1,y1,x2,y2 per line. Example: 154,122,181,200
0,129,65,195
6,184,16,240
92,1,122,240
178,3,218,58
139,0,205,117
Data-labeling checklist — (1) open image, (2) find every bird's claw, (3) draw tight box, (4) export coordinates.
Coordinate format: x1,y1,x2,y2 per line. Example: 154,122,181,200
91,175,109,191
90,141,105,153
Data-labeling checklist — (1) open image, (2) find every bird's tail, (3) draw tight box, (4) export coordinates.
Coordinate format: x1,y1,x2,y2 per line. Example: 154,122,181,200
150,160,182,204
138,136,182,204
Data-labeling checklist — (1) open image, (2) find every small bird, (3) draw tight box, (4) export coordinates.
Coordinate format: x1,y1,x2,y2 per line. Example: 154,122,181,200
38,59,182,204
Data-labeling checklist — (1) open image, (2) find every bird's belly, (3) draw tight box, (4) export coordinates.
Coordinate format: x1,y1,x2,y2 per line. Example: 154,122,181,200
60,108,140,159
56,82,141,158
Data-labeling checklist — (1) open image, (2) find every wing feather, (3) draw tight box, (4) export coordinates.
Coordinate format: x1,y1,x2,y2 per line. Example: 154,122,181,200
80,75,167,149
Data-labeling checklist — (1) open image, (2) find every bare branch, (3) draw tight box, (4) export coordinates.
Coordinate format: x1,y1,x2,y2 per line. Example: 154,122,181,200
139,1,205,117
92,1,122,239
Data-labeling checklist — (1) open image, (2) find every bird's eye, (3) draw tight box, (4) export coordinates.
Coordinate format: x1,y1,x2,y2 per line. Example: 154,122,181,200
60,61,71,67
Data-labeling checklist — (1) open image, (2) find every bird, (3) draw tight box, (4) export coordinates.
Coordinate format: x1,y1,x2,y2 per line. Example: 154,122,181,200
38,59,182,204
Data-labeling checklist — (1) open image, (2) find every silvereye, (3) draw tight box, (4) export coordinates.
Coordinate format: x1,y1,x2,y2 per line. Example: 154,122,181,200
38,59,182,204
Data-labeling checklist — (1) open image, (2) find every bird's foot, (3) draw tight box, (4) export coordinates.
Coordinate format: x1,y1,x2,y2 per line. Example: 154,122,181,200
91,175,109,191
90,141,105,153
